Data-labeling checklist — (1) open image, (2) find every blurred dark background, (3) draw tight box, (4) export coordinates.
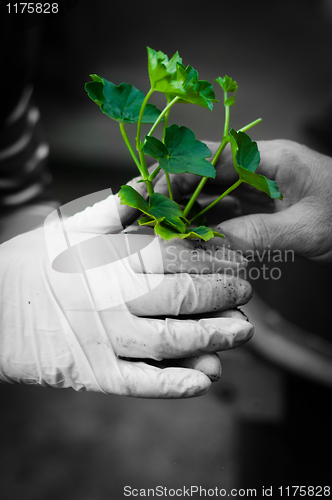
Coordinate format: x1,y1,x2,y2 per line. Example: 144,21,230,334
1,0,332,498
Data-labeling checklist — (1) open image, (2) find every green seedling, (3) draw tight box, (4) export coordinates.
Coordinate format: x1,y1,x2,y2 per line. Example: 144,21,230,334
85,48,283,241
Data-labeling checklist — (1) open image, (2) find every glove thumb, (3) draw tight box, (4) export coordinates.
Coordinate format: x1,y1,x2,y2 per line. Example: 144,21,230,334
58,178,149,235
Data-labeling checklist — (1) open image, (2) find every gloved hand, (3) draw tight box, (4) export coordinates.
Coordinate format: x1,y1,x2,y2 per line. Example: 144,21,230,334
0,185,253,398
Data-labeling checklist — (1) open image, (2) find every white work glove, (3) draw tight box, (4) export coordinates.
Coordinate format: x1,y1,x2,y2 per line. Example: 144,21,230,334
0,185,253,398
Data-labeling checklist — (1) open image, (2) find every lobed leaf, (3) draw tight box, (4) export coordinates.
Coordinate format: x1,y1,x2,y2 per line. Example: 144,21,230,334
147,47,185,95
230,129,260,173
119,186,224,241
230,129,283,200
154,222,224,241
215,75,238,94
185,226,225,240
85,75,162,124
147,48,217,110
119,186,186,233
143,125,215,178
118,185,150,213
148,193,187,232
167,64,218,110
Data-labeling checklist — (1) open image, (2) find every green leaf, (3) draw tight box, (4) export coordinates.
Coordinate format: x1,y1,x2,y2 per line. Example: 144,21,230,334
185,226,225,240
143,125,215,178
138,216,156,227
230,129,260,173
215,75,238,93
119,185,150,212
85,75,162,124
149,193,187,232
224,96,235,107
167,64,218,110
119,186,224,241
147,47,185,94
230,129,283,200
147,48,217,110
153,222,183,240
119,186,186,233
154,222,224,241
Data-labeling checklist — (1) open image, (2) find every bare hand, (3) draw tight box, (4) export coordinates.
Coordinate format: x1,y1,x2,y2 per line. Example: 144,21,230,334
154,140,332,264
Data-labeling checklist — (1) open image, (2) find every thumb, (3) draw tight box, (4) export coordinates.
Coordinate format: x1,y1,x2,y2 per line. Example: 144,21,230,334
60,177,149,235
216,210,295,256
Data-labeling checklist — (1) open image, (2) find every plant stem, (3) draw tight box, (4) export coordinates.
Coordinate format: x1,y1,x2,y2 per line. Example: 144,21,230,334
163,102,173,200
211,135,229,167
149,165,161,181
223,91,230,138
135,91,180,198
183,177,207,218
238,117,262,133
183,136,229,218
119,123,143,175
136,87,154,152
182,117,262,219
135,87,155,197
183,87,232,219
162,104,170,141
144,96,180,145
139,149,154,196
165,173,173,200
189,179,242,224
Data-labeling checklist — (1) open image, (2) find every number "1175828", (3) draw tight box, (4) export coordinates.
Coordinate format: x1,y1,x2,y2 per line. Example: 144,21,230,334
6,3,59,14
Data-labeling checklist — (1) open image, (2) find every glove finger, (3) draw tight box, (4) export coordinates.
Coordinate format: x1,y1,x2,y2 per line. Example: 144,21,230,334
100,310,254,360
125,273,252,316
120,353,222,382
151,353,222,382
51,230,247,277
124,232,248,275
51,234,251,314
176,353,222,382
184,307,248,320
115,358,212,398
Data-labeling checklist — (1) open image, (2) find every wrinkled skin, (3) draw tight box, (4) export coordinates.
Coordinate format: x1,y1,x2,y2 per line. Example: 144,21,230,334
151,140,332,264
